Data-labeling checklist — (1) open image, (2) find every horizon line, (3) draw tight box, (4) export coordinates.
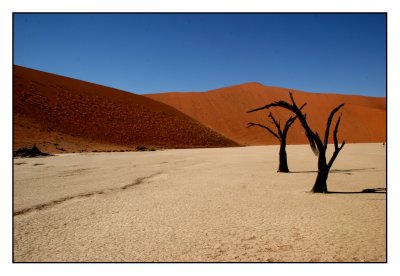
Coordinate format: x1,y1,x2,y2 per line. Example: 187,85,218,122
13,64,386,99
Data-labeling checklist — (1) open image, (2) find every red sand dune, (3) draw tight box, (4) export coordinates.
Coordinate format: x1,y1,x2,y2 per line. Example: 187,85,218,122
146,82,386,145
13,65,239,153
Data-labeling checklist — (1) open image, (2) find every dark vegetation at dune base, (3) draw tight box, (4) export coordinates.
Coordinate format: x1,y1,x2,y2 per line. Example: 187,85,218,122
13,145,52,158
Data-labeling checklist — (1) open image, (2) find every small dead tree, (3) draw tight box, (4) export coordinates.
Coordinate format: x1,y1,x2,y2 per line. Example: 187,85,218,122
247,111,300,173
247,92,345,193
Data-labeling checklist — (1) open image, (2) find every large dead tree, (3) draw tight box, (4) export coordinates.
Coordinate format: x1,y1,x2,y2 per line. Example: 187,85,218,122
247,92,345,193
247,111,299,173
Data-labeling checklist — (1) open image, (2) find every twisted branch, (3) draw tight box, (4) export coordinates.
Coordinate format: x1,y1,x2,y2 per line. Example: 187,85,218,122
247,122,280,140
324,104,345,148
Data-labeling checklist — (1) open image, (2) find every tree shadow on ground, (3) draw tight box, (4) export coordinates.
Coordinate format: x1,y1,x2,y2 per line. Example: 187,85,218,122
290,168,376,175
327,188,386,194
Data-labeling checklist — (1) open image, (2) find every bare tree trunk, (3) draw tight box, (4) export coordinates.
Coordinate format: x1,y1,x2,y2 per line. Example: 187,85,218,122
311,152,329,193
278,137,289,173
247,112,298,173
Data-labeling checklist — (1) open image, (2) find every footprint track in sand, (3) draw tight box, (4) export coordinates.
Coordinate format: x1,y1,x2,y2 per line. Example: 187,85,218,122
13,171,163,216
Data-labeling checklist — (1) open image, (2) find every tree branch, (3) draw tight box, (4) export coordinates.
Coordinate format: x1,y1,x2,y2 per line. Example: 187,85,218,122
324,104,345,147
299,102,307,110
283,103,304,132
247,122,281,141
247,101,295,114
327,114,346,169
268,113,283,137
283,115,297,134
247,93,320,155
289,92,298,109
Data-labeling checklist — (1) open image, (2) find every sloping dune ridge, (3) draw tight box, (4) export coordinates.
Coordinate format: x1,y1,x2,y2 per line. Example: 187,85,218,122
146,82,386,145
13,65,239,153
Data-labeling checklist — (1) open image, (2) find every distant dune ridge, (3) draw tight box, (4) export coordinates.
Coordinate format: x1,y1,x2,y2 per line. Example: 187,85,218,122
146,82,386,145
13,66,386,153
13,65,238,153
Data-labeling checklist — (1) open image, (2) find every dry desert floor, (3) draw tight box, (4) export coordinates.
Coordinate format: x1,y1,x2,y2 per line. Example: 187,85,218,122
13,143,386,262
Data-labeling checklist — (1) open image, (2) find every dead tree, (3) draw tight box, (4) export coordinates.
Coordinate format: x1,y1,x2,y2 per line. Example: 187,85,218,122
247,112,299,173
247,92,345,193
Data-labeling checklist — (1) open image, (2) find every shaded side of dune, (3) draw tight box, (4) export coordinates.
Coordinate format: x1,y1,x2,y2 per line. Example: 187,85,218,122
13,65,239,153
146,82,386,145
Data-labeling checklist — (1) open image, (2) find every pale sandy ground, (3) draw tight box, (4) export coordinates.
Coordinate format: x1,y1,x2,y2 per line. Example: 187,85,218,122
13,143,386,262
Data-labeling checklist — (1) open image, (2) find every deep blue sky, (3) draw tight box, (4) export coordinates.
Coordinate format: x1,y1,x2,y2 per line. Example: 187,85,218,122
13,13,386,97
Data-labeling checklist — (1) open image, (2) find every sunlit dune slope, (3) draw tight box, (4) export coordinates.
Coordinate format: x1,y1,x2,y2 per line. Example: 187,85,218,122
146,82,386,145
